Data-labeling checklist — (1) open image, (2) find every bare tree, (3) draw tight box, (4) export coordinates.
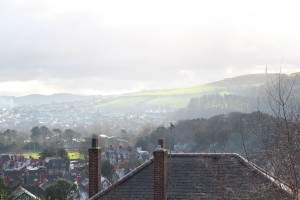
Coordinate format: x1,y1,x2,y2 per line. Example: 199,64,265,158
248,72,300,199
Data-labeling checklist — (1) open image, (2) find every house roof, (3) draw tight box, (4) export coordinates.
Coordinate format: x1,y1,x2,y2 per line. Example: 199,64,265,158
46,158,67,169
23,175,40,185
90,153,291,200
22,185,46,199
12,186,39,200
39,175,60,190
0,154,10,163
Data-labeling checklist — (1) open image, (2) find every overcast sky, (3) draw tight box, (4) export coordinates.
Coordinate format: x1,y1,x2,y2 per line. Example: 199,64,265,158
1,0,300,96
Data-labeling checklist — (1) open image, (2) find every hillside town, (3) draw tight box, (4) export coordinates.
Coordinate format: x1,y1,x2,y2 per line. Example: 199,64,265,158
0,134,150,199
0,100,171,132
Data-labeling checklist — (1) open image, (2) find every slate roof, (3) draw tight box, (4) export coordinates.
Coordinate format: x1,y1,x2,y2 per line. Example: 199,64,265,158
23,175,40,185
0,154,10,163
46,158,67,169
22,185,46,199
91,153,291,200
23,174,58,187
12,186,39,200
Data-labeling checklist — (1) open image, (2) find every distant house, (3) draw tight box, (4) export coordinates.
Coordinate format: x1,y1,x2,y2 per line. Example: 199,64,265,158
3,170,24,188
75,175,112,192
103,146,135,166
136,148,150,162
100,177,111,190
103,148,117,165
0,154,10,169
39,175,60,190
61,170,112,200
45,157,67,175
116,146,133,164
1,155,27,171
12,186,39,200
114,167,131,181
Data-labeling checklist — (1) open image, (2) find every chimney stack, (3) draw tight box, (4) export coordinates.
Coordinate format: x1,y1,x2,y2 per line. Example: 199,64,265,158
77,174,81,185
153,140,168,200
89,134,102,198
40,172,45,184
3,176,9,186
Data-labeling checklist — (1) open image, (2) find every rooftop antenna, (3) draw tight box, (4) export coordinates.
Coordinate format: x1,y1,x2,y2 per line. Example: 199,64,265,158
167,122,175,199
169,123,175,151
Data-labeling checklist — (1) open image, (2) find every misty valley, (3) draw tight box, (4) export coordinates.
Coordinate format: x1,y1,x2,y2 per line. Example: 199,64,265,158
1,73,300,199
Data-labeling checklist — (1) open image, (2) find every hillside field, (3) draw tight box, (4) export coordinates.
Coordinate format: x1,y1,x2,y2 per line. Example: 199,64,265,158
23,152,83,160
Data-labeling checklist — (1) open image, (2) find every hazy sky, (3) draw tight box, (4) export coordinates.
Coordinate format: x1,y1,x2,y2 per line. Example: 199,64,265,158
1,0,300,96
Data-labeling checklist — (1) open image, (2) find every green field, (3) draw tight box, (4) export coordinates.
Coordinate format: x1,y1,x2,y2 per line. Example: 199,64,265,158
96,84,223,110
23,152,84,160
133,84,220,96
68,152,84,160
24,153,40,159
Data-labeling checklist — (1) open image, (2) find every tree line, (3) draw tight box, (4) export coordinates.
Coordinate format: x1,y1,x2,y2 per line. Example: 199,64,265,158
0,126,81,153
136,112,264,154
175,94,269,120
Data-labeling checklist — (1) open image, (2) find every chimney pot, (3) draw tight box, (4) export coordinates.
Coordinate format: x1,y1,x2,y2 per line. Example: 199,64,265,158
77,174,81,185
154,145,162,151
158,139,165,148
92,134,98,148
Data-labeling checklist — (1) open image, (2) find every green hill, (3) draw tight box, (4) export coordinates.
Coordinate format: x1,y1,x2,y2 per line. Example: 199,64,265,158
95,73,300,110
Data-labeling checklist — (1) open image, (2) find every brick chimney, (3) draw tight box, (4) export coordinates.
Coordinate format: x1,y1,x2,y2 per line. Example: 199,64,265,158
77,174,81,185
89,134,102,198
3,176,9,186
40,172,45,184
153,143,168,200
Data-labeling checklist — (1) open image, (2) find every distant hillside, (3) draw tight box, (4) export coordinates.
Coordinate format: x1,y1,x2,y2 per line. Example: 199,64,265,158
96,73,300,111
0,73,299,111
209,73,272,86
174,73,300,119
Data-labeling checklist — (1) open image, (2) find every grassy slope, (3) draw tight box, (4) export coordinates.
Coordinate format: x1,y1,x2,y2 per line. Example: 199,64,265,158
24,152,83,160
97,85,223,109
96,73,300,110
132,84,220,96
